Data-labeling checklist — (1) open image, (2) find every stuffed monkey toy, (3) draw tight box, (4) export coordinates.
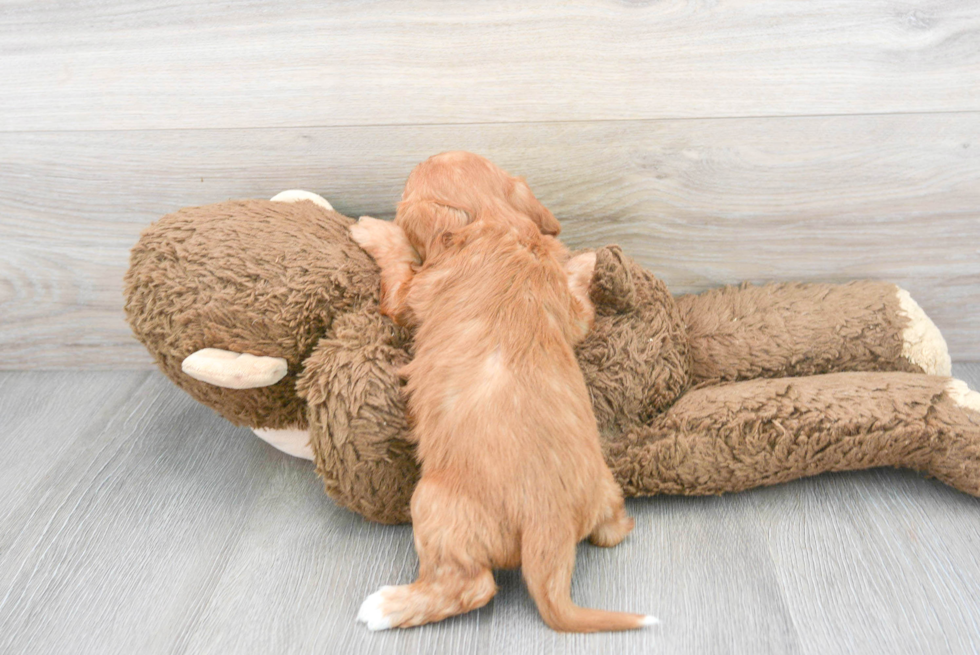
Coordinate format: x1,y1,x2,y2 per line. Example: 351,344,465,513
124,190,980,524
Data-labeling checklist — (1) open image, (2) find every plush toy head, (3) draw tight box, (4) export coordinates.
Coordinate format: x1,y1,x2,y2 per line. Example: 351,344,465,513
124,199,379,430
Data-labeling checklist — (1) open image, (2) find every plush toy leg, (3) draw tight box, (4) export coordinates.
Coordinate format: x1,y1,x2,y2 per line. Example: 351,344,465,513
675,281,951,384
609,371,980,498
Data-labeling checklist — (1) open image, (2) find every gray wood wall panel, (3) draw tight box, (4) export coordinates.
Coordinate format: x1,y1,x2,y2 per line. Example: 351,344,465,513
2,113,978,368
2,1,979,131
1,366,979,654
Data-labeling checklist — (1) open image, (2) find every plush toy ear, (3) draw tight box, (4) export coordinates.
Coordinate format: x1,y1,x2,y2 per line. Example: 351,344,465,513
181,348,288,389
589,246,638,314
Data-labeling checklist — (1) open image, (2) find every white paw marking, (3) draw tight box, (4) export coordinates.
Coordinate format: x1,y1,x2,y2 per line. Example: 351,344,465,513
640,615,660,627
270,189,333,211
357,586,395,631
947,379,980,413
896,288,951,376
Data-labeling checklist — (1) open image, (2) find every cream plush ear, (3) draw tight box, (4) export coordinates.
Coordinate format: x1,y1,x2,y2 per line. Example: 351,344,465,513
181,348,288,389
270,189,334,211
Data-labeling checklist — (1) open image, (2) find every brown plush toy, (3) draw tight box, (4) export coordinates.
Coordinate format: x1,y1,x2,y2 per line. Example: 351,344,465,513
124,190,980,524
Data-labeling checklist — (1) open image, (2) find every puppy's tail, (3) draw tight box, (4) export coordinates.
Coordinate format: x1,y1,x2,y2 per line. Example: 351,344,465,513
521,528,656,632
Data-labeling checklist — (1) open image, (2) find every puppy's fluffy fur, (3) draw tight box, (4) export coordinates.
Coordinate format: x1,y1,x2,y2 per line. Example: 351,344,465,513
351,152,652,632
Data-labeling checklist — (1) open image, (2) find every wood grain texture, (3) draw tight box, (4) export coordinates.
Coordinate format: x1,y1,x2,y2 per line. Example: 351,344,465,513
2,0,979,131
2,113,978,367
1,365,979,653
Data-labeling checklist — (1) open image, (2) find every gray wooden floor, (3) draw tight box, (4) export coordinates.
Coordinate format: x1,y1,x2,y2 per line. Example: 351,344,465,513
2,364,979,655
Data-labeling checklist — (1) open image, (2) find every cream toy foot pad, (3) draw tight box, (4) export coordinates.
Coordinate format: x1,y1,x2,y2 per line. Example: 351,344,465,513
897,287,952,376
947,379,980,413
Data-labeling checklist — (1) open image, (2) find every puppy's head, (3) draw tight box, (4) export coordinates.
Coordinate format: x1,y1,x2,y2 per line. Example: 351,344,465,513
396,151,560,259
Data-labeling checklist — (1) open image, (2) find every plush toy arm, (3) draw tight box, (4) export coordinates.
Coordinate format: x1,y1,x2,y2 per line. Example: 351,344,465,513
296,311,419,524
674,281,951,385
607,371,980,498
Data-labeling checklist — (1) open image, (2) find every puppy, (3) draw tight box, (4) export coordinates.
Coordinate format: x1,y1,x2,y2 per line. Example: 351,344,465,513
351,152,654,632
367,150,563,326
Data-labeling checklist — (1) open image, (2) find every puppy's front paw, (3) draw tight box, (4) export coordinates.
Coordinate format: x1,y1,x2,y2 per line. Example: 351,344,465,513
350,217,420,267
349,216,390,258
357,586,396,631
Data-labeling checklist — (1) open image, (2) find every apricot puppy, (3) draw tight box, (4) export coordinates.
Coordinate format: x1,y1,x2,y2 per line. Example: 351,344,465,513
350,152,654,632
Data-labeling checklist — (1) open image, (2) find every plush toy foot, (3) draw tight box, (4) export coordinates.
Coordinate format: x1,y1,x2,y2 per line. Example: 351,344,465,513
270,189,334,211
896,288,952,376
251,426,314,460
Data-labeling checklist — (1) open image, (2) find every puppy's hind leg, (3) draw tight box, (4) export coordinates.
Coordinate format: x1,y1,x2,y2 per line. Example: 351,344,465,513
358,567,496,631
357,478,498,630
588,481,634,548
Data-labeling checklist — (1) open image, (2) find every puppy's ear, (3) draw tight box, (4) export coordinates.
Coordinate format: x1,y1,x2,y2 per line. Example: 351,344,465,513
395,200,471,260
509,178,561,236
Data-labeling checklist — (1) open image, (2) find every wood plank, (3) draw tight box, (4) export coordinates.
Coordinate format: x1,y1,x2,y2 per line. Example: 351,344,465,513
176,491,801,654
0,371,799,654
0,371,291,654
752,472,980,654
754,362,980,655
1,0,979,131
2,113,978,368
0,371,149,529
